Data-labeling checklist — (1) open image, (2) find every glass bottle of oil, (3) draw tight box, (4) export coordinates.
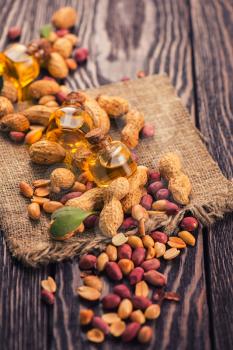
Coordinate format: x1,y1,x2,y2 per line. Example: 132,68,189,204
84,128,137,187
0,39,50,100
46,92,94,165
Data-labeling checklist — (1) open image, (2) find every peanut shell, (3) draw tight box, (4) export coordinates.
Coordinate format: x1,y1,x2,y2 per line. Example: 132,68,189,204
29,140,66,165
28,80,60,98
47,52,69,79
0,113,29,132
51,7,77,29
0,96,14,117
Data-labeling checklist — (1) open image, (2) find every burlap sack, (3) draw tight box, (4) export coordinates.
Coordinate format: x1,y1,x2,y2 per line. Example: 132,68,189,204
0,75,232,267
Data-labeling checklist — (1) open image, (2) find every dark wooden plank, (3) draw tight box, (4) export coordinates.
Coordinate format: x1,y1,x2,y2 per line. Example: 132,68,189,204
0,1,58,349
50,1,210,350
0,233,50,350
190,1,233,349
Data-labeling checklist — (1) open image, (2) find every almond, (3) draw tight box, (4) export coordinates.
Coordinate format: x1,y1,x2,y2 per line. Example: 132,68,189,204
28,80,60,98
43,201,63,213
135,281,149,298
77,286,100,301
83,275,103,292
28,202,40,220
19,181,33,198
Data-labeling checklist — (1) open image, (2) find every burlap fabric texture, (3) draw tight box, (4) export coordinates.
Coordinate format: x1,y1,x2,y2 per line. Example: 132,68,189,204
0,75,232,267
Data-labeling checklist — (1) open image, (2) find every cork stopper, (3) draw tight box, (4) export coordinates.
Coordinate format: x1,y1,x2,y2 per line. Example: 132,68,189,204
65,91,86,105
27,39,51,62
85,128,106,145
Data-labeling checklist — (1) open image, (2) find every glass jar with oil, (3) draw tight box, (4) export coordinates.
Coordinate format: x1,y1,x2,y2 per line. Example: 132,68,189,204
84,128,137,187
0,40,50,100
46,92,94,165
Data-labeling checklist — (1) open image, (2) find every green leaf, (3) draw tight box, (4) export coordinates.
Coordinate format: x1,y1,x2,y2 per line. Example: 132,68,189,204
40,24,53,39
50,207,93,238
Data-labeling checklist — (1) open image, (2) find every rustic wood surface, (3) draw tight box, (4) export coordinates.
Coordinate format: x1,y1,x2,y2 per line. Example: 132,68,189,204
0,1,232,350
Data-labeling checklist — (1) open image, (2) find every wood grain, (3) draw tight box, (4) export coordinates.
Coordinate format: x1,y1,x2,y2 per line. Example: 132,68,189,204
190,1,233,349
0,233,49,350
50,1,210,350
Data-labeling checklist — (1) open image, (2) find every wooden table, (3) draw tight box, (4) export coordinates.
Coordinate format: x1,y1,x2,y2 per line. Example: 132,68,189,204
0,1,232,349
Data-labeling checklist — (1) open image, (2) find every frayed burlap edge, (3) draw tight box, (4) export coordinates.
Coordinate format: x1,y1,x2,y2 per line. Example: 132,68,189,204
5,181,233,268
1,74,233,267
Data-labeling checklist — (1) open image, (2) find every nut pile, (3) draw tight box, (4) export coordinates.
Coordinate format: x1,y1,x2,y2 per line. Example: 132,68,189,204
6,6,88,82
76,213,197,343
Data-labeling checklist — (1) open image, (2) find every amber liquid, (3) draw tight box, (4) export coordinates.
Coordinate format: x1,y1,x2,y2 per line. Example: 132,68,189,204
46,105,93,165
0,44,40,100
87,141,137,187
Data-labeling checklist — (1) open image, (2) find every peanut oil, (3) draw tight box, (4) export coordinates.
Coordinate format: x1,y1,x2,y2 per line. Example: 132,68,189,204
46,100,94,164
0,44,40,99
85,129,137,187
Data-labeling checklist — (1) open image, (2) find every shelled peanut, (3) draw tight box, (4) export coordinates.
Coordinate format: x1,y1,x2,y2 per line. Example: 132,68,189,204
77,228,192,344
